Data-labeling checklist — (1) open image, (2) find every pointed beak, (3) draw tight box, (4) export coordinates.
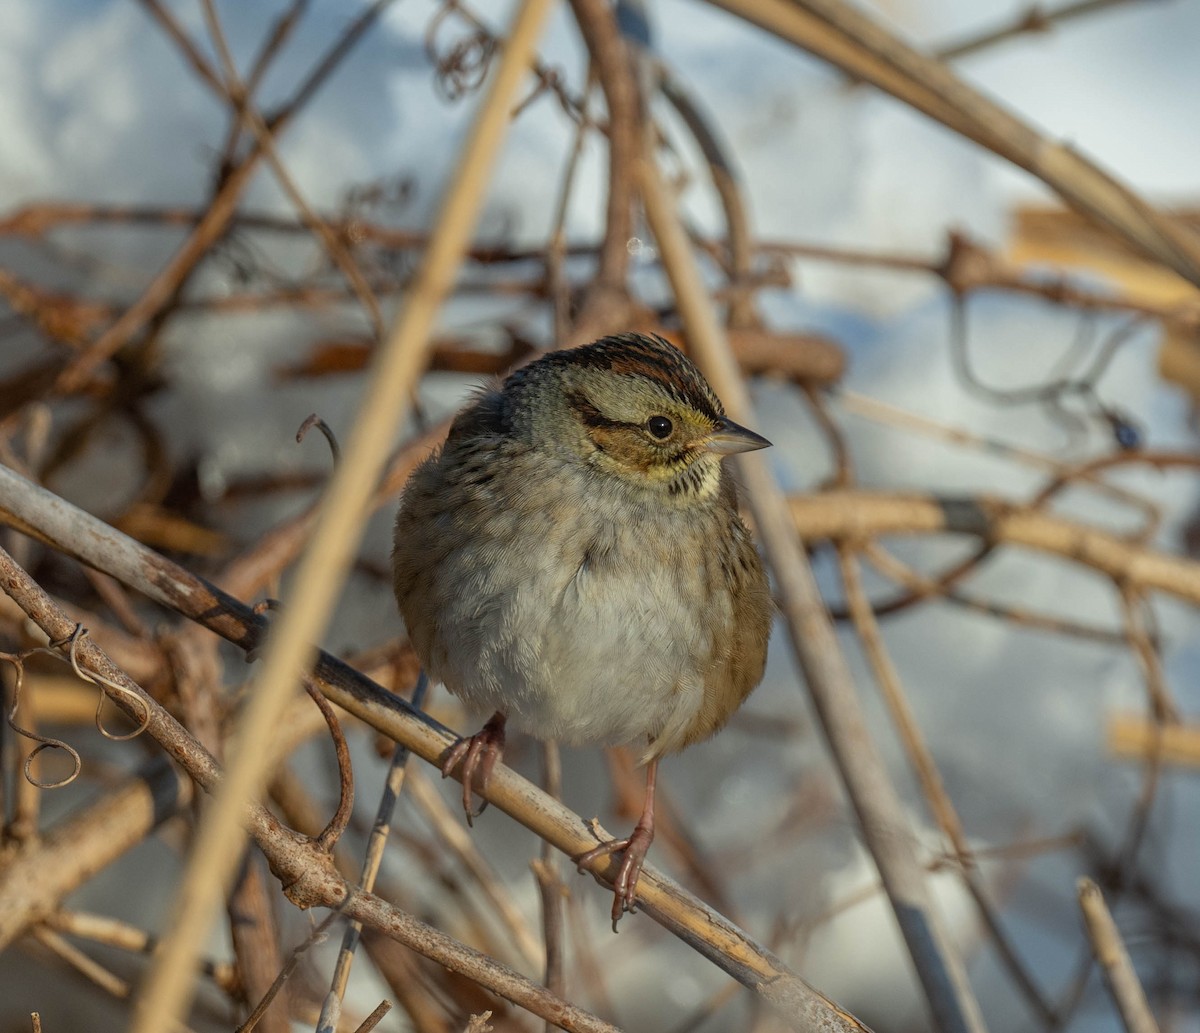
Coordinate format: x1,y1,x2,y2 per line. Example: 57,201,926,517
705,416,772,456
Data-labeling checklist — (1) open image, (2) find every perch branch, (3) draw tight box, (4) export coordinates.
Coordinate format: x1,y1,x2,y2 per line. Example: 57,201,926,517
0,455,868,1031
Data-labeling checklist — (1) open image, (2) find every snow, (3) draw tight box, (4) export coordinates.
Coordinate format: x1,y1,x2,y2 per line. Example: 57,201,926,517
2,0,1198,1029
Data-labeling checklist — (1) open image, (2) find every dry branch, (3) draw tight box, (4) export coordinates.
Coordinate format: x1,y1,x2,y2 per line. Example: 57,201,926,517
1108,716,1200,767
1077,878,1161,1033
0,759,191,949
787,490,1200,605
703,0,1200,286
836,545,1054,1022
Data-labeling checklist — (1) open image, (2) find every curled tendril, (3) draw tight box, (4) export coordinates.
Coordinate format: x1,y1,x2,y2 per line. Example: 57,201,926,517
296,413,341,465
53,626,152,743
425,2,497,102
949,294,1147,449
2,652,82,789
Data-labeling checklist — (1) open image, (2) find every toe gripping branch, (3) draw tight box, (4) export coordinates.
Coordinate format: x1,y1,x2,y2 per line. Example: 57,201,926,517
444,717,660,932
575,757,659,932
441,711,507,826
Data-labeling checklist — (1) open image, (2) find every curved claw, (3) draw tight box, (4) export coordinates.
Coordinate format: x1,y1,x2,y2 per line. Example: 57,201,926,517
575,758,659,931
575,820,654,932
440,712,506,826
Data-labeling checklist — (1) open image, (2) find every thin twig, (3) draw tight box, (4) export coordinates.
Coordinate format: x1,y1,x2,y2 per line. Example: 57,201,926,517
1110,585,1168,884
43,910,238,994
1077,878,1161,1033
837,388,1161,535
537,740,567,1032
304,682,355,852
837,544,1056,1023
352,1000,394,1033
935,0,1147,61
406,766,545,973
237,910,342,1033
860,539,1136,645
315,675,429,1032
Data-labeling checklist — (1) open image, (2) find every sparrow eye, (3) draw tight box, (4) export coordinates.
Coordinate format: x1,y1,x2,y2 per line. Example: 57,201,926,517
647,416,673,439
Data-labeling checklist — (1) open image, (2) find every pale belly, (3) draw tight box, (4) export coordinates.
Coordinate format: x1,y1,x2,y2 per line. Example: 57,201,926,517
425,507,721,753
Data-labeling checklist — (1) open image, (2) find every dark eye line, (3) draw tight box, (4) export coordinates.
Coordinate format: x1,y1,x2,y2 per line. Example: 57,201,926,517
567,390,629,431
568,392,686,443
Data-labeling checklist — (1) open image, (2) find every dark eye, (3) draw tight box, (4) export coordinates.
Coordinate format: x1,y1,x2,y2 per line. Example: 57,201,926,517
647,416,673,439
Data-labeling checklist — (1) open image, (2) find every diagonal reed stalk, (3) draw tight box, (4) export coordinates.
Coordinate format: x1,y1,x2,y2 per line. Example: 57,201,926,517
129,1,558,1028
638,139,989,1033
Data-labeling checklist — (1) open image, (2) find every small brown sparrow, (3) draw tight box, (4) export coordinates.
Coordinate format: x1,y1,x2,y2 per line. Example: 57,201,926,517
392,332,772,927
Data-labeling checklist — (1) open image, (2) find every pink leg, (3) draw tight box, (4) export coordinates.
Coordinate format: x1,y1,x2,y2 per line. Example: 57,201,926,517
575,758,658,931
440,711,506,826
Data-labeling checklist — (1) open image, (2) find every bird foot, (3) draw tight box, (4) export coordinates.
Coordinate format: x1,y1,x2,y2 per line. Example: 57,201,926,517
575,818,655,932
440,712,506,826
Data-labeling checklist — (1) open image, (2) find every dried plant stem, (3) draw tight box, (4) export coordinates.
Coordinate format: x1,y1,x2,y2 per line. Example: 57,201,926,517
30,926,133,1003
129,2,556,1028
859,540,1131,645
546,84,595,345
43,910,238,993
1110,589,1167,880
1109,716,1200,766
566,0,637,341
935,0,1144,62
227,856,291,1033
837,545,1055,1023
238,910,341,1033
316,676,428,1033
353,1000,393,1033
1115,584,1178,722
0,758,191,948
1077,878,1160,1033
537,740,567,1030
406,767,545,972
638,139,987,1033
357,930,452,1033
5,668,40,842
837,389,1159,530
703,0,1200,286
785,491,1200,605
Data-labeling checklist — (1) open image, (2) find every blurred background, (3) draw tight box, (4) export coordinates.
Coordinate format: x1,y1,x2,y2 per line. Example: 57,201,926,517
2,0,1200,1031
